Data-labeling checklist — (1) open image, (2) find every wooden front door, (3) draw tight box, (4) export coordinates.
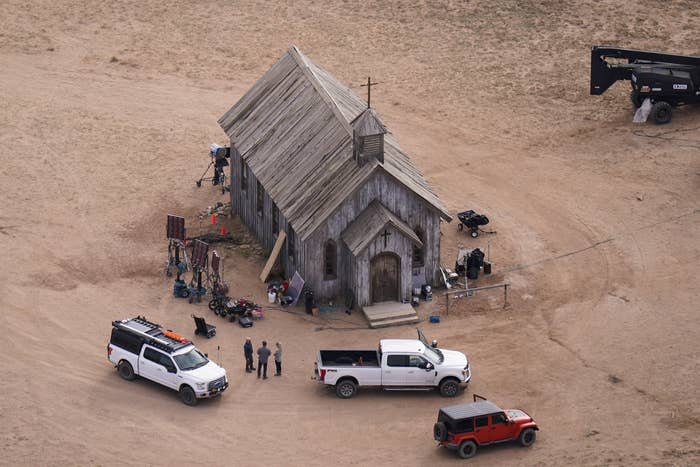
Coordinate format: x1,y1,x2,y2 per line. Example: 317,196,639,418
371,253,399,303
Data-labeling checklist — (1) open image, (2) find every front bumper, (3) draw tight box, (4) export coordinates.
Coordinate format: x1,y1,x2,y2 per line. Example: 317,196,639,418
463,366,471,383
196,381,229,398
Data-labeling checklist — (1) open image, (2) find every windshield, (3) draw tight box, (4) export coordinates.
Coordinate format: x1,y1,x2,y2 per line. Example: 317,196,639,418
174,349,209,371
423,345,443,363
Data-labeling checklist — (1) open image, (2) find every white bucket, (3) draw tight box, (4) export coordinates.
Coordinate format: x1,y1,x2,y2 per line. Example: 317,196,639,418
267,291,276,303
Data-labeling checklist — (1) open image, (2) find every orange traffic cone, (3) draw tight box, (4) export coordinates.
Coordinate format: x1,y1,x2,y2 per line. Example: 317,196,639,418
220,224,227,235
210,213,216,225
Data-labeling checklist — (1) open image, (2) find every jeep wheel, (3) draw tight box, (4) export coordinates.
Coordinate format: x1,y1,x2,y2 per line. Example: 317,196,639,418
433,422,448,442
179,385,198,406
335,379,357,399
519,428,536,447
439,378,460,397
117,360,136,381
458,440,477,459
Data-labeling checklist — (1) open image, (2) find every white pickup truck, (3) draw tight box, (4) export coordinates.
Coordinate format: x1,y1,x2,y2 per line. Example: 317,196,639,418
314,330,471,398
107,316,228,406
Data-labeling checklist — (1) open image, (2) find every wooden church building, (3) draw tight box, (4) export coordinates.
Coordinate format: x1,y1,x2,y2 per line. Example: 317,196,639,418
218,46,452,321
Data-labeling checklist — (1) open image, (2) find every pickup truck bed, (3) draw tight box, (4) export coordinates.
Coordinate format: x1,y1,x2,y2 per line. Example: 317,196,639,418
319,350,379,366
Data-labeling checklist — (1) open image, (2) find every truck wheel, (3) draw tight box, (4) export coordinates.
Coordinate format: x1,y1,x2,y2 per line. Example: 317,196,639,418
650,101,672,124
519,428,536,447
117,360,136,381
458,440,477,459
470,229,479,238
179,385,198,406
433,422,448,442
439,378,460,397
458,223,464,231
335,379,358,399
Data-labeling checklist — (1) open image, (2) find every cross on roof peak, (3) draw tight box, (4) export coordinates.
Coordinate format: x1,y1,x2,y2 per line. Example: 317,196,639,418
360,76,379,108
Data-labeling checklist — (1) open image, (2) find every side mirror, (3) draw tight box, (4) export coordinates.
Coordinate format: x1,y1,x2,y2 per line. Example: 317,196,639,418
167,366,177,374
205,353,209,358
425,362,434,371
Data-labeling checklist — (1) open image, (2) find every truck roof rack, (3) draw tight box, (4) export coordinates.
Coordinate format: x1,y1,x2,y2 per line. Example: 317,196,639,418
112,316,192,353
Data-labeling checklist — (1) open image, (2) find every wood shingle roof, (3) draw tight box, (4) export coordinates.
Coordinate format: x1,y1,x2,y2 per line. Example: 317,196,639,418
218,45,452,240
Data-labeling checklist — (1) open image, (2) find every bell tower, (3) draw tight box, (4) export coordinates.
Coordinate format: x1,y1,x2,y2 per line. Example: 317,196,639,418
352,108,386,165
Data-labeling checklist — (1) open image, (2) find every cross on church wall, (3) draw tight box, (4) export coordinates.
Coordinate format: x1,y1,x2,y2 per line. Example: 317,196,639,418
381,229,391,247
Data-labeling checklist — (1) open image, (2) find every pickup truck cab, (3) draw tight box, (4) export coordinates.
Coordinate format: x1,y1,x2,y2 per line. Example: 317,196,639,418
314,330,471,398
434,395,539,459
107,316,228,406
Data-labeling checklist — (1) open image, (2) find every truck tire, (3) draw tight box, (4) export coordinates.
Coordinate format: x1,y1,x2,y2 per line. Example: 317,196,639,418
439,378,460,397
179,385,198,406
458,440,477,459
519,428,536,447
117,360,136,381
651,101,672,124
433,422,448,442
335,379,358,399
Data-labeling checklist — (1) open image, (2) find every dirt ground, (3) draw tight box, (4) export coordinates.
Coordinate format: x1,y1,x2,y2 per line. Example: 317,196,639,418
1,1,699,465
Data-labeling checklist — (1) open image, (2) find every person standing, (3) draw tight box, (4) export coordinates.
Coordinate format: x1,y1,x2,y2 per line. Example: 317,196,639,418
243,337,255,373
273,342,282,376
257,340,271,379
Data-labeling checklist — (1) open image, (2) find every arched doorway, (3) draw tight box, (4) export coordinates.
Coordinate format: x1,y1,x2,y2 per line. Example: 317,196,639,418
370,253,400,303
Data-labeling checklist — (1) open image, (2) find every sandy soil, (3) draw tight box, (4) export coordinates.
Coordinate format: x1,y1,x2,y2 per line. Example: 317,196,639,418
1,1,699,465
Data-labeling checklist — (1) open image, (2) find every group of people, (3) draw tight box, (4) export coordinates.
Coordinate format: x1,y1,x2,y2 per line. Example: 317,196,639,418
243,338,282,379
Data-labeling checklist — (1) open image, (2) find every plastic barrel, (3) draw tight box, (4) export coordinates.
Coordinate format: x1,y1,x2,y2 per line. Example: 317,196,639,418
484,262,492,275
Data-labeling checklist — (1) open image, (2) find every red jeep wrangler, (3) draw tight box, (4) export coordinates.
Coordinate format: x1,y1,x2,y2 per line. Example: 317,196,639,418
433,395,539,459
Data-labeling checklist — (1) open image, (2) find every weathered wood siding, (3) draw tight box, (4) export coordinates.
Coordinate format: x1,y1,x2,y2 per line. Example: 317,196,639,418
304,170,442,307
229,144,301,279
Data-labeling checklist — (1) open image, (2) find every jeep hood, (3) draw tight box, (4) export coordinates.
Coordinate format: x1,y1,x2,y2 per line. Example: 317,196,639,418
440,349,468,368
187,361,226,383
506,409,534,423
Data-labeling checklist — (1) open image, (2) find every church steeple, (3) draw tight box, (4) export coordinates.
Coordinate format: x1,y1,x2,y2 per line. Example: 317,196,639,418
352,108,386,165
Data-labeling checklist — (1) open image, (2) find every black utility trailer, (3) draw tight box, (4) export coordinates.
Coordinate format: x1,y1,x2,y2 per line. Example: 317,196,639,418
590,46,700,124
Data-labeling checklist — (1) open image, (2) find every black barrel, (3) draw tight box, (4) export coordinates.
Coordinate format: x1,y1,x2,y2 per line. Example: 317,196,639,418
304,290,314,314
483,262,492,275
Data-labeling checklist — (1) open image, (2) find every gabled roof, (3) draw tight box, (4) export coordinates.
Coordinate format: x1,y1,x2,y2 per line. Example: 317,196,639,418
218,45,452,240
440,401,504,420
341,200,423,256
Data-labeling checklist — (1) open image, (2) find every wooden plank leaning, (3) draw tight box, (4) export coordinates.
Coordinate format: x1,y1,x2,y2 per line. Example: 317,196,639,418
260,230,287,282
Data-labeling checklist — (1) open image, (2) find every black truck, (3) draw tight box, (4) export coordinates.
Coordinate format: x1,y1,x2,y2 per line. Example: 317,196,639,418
590,46,700,124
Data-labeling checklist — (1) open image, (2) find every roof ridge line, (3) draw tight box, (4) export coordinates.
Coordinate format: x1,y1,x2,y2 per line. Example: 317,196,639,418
287,45,354,138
